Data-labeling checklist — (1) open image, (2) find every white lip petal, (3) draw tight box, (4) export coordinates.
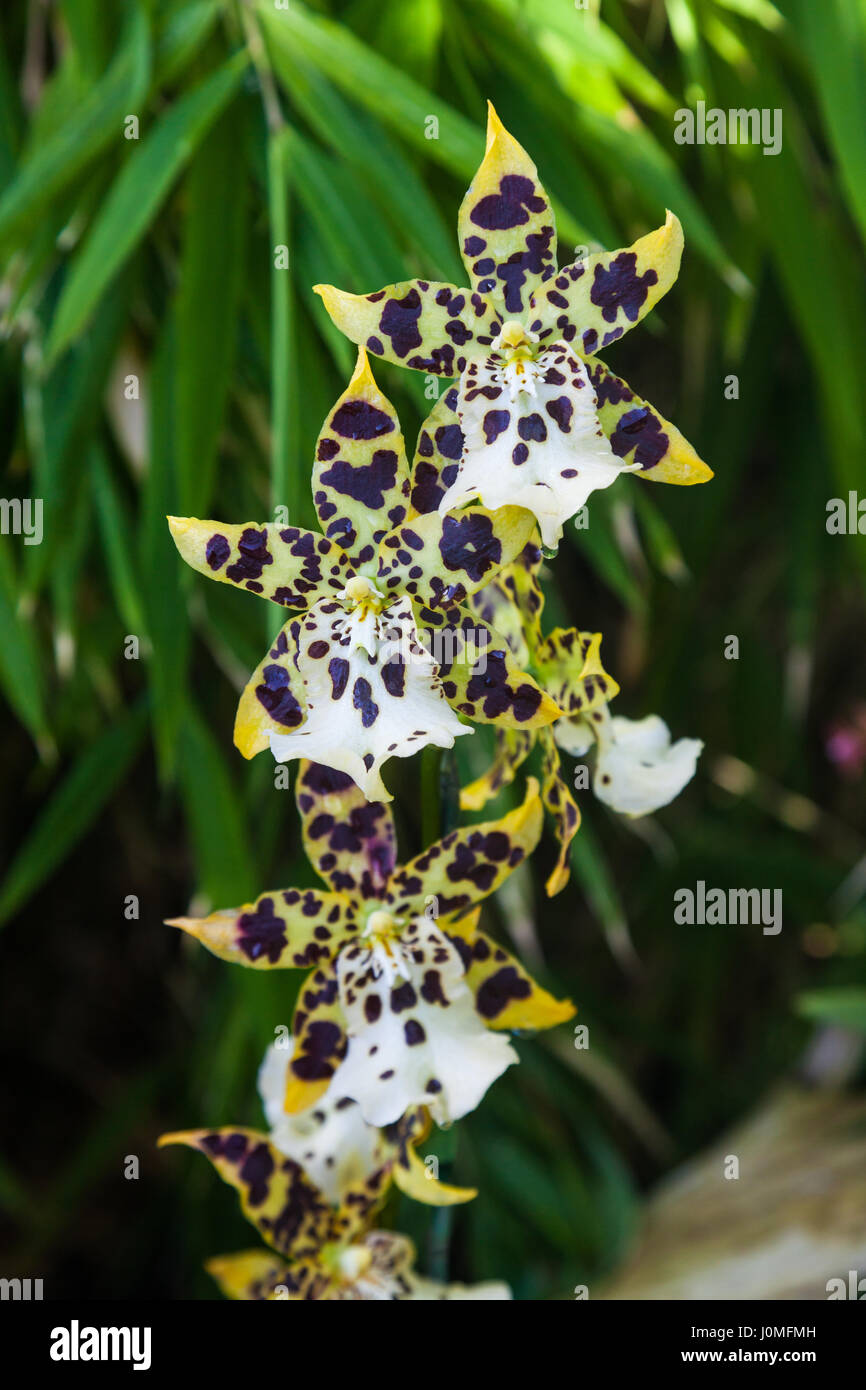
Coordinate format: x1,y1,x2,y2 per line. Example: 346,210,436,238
257,1043,388,1206
334,918,518,1127
594,713,702,816
553,714,595,758
265,593,470,802
440,343,637,548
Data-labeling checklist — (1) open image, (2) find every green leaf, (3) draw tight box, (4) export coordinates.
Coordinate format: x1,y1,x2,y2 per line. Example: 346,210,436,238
565,491,646,615
569,816,637,971
268,52,463,281
23,270,131,595
91,443,148,638
0,4,150,250
795,988,866,1034
0,539,51,754
266,125,297,586
0,702,148,927
140,315,189,782
790,0,866,256
176,105,247,516
260,3,479,174
154,0,221,87
179,702,258,906
44,52,249,364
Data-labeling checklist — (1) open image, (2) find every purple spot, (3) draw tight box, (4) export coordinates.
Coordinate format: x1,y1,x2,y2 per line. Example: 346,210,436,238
206,534,230,570
471,175,546,232
483,409,510,444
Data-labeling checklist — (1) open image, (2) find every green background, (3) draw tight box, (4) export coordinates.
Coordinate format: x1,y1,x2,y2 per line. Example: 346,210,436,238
1,0,865,1299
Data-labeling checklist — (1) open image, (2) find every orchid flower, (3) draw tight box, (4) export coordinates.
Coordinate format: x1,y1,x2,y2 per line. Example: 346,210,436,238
315,104,711,548
555,704,703,817
168,762,573,1127
203,1233,512,1301
159,1095,508,1301
459,541,700,889
168,350,560,802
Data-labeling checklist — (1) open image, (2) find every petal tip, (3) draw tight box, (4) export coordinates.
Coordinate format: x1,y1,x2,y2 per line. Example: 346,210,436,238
165,915,200,937
349,343,377,391
157,1130,195,1150
485,99,504,147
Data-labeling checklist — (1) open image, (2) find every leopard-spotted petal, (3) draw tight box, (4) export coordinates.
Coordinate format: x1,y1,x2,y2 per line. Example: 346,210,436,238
295,760,396,900
166,885,356,971
587,357,712,485
440,344,638,548
458,919,575,1030
385,777,542,920
388,1108,477,1206
314,278,492,377
410,386,464,515
463,541,546,670
234,617,307,759
267,594,471,803
158,1129,333,1259
415,603,561,730
259,1044,398,1214
533,211,684,356
376,504,535,610
313,349,412,566
334,917,518,1127
536,627,620,719
205,1250,294,1301
261,1043,476,1208
538,726,581,897
458,102,556,317
167,517,349,608
459,728,535,812
284,962,347,1114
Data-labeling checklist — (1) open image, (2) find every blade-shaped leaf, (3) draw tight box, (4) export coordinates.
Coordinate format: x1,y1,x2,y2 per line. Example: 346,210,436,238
44,53,248,364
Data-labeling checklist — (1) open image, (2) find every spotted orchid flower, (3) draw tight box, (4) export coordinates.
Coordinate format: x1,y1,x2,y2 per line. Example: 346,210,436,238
168,350,559,802
168,761,573,1126
203,1233,511,1301
315,104,711,549
160,1103,507,1301
459,539,700,888
464,549,619,895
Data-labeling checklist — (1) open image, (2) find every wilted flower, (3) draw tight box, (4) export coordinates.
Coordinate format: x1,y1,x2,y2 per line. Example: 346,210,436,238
316,104,710,547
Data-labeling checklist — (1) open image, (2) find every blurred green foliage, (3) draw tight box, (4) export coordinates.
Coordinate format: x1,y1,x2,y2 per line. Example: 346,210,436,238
1,0,865,1300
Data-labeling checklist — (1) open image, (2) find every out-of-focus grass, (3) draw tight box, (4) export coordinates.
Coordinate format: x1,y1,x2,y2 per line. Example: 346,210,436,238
0,0,865,1299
